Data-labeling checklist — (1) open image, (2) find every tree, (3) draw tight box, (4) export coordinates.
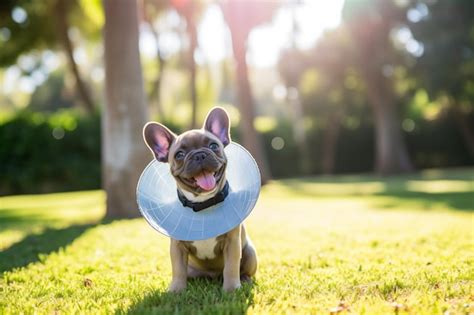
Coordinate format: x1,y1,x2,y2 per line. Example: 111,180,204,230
0,1,56,67
171,0,205,129
29,69,75,112
142,0,170,120
220,0,276,183
409,0,474,157
55,0,95,113
303,28,358,175
343,0,414,174
277,1,311,174
281,27,369,175
0,0,97,113
103,0,150,218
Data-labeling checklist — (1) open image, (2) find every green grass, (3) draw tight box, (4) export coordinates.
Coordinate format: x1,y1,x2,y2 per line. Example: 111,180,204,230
0,169,473,314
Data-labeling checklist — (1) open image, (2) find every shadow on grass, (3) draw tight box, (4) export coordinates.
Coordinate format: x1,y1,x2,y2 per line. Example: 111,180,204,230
123,277,255,315
0,222,99,274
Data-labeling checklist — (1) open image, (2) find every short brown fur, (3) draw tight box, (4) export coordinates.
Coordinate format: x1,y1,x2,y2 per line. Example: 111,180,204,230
142,107,258,292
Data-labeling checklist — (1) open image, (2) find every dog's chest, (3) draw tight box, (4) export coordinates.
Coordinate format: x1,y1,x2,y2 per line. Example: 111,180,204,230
191,238,218,260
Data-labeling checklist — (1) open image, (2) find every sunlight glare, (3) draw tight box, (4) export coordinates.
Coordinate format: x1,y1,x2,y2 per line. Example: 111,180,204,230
248,0,345,67
198,4,229,64
139,1,345,67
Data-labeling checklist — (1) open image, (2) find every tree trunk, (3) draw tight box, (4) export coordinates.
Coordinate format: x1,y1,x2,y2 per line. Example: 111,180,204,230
346,11,414,175
103,0,150,218
148,50,166,120
187,16,198,129
363,68,413,174
144,15,166,120
230,33,271,183
55,0,95,114
287,87,311,174
321,112,342,175
453,106,474,158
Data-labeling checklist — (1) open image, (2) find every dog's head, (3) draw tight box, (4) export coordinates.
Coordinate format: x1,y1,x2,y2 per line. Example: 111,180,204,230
143,107,230,197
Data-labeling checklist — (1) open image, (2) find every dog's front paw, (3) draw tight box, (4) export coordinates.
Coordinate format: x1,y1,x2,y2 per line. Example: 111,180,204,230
168,280,187,293
223,279,241,292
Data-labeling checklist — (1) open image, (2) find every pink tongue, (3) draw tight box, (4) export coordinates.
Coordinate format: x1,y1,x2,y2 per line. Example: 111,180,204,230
194,172,216,191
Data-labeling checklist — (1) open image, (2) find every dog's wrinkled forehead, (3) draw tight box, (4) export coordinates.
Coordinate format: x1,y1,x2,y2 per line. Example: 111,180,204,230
170,130,222,155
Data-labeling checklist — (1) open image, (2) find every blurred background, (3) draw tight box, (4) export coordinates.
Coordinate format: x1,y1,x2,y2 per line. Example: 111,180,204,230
0,0,472,212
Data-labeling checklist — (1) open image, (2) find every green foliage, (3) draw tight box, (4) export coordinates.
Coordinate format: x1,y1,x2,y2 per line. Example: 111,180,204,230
75,0,103,38
261,112,473,178
0,109,472,194
28,69,75,112
406,111,474,167
0,171,473,313
410,0,474,105
0,0,102,67
260,120,300,177
0,0,57,67
0,110,100,195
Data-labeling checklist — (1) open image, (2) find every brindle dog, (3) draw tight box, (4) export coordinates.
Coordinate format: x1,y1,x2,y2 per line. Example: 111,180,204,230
143,107,258,292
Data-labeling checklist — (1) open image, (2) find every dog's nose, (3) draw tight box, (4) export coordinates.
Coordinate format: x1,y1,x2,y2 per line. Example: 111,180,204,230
193,152,207,162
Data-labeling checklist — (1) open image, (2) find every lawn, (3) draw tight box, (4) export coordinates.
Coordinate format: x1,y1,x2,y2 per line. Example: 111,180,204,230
0,169,473,314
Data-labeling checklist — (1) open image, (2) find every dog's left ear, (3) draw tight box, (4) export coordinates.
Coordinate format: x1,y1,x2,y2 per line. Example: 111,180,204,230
203,107,231,146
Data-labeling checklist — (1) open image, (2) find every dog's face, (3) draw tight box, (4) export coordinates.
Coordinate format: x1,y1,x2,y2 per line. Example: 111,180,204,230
143,107,231,196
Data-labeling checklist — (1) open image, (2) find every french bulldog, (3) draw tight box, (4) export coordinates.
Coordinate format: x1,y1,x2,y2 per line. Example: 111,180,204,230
143,107,258,292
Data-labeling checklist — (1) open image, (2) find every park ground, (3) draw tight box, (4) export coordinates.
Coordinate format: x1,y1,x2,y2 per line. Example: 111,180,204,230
0,168,473,314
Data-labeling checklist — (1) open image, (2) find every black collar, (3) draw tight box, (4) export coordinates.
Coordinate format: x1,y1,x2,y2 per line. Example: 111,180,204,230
177,181,230,212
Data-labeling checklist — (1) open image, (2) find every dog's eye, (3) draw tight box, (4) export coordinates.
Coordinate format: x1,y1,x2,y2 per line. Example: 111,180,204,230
175,151,185,160
209,142,219,151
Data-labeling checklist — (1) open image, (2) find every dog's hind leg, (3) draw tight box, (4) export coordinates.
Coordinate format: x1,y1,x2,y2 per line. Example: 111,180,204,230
240,238,258,282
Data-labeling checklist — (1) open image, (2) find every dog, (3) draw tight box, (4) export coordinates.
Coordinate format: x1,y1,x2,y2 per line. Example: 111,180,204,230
143,107,258,292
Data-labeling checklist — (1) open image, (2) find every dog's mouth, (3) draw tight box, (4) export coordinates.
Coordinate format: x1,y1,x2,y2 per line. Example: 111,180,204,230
179,167,225,192
193,171,217,191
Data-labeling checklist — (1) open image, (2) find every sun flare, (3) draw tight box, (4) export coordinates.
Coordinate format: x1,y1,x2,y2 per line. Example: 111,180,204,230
141,0,346,67
195,0,345,67
247,0,345,67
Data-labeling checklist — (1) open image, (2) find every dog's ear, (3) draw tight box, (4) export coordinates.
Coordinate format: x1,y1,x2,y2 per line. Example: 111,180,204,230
203,107,231,146
143,122,177,162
